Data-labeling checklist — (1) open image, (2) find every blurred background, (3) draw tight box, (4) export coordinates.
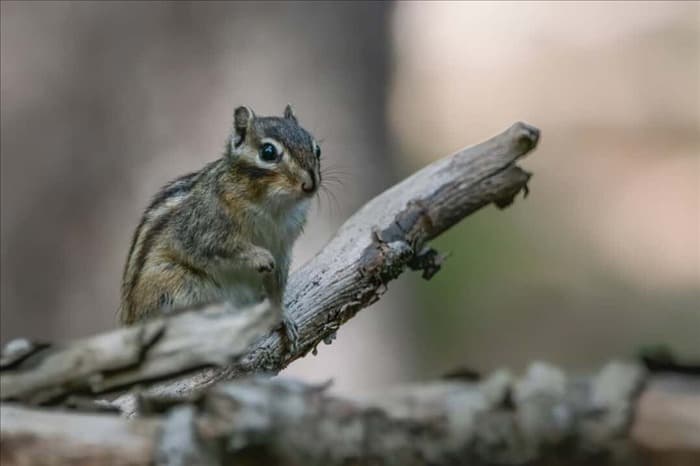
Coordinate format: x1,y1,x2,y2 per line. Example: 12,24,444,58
1,1,698,396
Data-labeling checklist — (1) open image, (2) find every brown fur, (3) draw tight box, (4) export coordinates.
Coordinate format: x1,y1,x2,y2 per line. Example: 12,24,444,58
119,106,320,330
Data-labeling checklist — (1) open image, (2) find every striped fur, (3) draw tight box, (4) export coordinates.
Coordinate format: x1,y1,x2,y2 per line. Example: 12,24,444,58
119,107,319,325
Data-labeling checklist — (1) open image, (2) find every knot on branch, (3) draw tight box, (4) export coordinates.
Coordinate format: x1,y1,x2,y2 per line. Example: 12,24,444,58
408,247,448,280
359,199,435,284
493,167,532,209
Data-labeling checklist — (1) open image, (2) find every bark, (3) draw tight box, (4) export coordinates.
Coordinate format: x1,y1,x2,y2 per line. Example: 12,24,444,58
1,302,275,405
2,362,699,466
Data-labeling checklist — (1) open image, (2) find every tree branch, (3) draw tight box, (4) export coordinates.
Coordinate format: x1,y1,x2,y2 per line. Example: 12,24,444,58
3,362,698,466
1,122,539,414
1,302,275,404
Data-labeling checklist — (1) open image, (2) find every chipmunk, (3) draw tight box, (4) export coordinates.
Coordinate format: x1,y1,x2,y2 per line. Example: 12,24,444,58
118,105,321,351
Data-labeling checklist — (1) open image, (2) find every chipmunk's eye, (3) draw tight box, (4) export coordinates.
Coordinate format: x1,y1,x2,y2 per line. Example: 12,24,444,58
314,144,321,159
259,142,281,163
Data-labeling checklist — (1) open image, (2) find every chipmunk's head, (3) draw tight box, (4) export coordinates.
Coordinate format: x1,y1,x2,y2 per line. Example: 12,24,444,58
226,105,321,208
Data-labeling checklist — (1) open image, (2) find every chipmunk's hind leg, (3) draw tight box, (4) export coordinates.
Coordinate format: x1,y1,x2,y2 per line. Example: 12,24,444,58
127,264,218,323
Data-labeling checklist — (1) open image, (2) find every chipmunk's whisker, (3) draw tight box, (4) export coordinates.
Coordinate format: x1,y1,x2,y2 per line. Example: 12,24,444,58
317,184,341,214
321,170,351,180
321,163,352,180
321,175,345,188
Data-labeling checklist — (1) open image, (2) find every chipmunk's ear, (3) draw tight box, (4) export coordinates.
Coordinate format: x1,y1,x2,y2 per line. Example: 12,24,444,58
233,106,255,148
283,104,297,124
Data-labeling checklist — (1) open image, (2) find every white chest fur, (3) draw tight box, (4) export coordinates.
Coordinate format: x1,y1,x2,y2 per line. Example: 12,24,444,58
215,199,310,308
243,197,307,254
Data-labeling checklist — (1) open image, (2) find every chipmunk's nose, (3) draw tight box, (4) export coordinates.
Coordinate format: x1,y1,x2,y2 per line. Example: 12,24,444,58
301,170,316,194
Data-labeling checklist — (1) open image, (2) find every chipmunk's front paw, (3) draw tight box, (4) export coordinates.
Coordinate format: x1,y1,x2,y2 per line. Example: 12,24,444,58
281,313,300,354
246,248,275,275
